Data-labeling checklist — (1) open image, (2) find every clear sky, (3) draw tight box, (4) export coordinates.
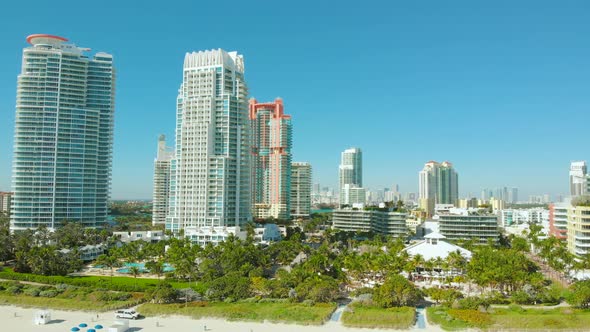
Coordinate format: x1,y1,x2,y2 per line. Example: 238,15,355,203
0,1,588,200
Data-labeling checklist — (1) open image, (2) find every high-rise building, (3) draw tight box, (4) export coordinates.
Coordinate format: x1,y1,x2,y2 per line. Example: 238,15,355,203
438,161,459,204
11,34,115,231
570,161,587,197
0,192,13,215
152,135,174,226
509,187,519,204
567,203,590,256
419,161,458,215
167,49,250,234
291,162,312,218
339,148,363,206
250,98,292,220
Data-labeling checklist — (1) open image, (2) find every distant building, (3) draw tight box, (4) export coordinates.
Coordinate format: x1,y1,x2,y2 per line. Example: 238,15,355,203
549,203,568,240
500,208,549,227
0,192,12,215
291,162,312,218
332,208,408,237
457,198,478,209
152,135,174,226
342,184,366,207
11,34,115,231
437,213,500,243
419,161,458,216
250,98,292,220
339,148,363,206
570,161,587,197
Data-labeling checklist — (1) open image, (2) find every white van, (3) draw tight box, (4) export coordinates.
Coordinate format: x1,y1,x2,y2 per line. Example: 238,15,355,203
114,309,139,320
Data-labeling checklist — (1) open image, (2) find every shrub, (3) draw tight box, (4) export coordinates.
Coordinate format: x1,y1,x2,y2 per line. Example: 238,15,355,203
96,291,132,302
511,290,533,304
6,286,22,295
448,309,491,327
24,287,41,297
39,290,59,298
456,296,490,310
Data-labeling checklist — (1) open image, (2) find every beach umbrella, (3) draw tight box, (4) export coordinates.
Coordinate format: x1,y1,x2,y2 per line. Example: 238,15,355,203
88,329,96,332
94,325,103,329
79,323,88,327
71,327,80,332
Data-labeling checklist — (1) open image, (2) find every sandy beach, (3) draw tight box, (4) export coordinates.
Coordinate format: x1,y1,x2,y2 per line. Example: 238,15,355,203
0,305,442,332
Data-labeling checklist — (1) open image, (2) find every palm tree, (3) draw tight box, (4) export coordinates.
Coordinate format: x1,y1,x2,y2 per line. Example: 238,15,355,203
95,253,122,283
146,260,165,280
129,266,141,289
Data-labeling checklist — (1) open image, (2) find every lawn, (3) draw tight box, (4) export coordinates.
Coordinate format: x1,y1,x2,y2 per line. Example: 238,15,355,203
341,303,415,329
138,301,337,325
0,268,190,292
428,306,590,331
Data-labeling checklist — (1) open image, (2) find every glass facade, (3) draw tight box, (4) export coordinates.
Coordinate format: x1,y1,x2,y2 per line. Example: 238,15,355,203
11,35,115,230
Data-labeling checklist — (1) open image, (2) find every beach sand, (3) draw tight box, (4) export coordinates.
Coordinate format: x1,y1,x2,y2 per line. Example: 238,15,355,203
0,305,441,332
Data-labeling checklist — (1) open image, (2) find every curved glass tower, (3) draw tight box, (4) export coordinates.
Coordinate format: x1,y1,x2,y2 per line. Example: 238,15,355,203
11,34,115,231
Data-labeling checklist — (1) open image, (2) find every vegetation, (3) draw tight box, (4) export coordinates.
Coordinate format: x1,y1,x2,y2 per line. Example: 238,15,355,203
0,280,142,311
341,303,415,329
428,306,590,330
138,301,336,325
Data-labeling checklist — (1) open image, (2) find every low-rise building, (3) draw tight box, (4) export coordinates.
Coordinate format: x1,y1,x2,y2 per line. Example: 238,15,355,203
500,208,549,227
437,213,500,243
332,208,408,237
113,230,168,243
184,226,246,246
59,244,106,261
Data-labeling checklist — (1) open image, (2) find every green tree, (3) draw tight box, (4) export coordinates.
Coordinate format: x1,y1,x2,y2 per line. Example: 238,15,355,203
373,274,423,308
567,280,590,308
147,282,179,303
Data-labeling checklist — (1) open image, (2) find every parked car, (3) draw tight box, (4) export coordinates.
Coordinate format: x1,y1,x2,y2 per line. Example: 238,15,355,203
114,309,139,320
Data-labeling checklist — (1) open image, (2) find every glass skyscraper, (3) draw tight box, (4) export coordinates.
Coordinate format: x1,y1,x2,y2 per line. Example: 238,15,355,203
11,34,115,231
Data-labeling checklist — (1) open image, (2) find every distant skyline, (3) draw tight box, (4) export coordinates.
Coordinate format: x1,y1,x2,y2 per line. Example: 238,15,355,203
1,1,589,199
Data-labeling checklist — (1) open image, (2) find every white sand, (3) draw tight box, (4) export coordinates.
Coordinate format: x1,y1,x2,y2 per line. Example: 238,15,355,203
0,304,442,332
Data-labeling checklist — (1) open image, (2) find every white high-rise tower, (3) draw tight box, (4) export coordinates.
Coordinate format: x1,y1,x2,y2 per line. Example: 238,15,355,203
11,34,115,231
339,147,363,206
152,135,174,226
570,161,587,197
167,49,250,235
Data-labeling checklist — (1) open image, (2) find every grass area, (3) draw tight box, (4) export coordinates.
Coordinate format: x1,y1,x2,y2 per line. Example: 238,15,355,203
341,303,415,329
428,305,590,331
138,301,337,325
0,268,190,292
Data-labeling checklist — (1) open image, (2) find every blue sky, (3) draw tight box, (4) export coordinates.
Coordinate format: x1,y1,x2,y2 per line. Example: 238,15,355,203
0,1,588,199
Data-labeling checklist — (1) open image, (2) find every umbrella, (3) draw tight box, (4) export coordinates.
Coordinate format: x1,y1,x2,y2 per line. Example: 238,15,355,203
79,323,88,327
88,329,96,332
94,325,103,329
71,328,80,332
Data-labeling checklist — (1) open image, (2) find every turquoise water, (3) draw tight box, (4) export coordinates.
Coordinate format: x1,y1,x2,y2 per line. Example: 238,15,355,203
116,262,175,274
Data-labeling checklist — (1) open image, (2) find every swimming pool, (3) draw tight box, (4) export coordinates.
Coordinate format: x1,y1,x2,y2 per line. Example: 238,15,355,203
116,262,175,274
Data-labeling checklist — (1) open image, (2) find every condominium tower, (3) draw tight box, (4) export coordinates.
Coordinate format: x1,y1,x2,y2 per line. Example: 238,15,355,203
166,49,250,233
11,34,115,231
291,162,312,218
570,161,587,197
250,98,292,220
339,148,363,206
152,135,174,226
419,161,458,215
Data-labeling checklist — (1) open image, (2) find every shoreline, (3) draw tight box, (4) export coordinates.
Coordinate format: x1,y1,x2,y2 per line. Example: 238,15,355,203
0,304,441,332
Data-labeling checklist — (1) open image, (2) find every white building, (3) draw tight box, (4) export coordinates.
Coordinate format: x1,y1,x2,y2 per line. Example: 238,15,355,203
570,161,587,197
11,34,115,231
405,232,472,261
113,230,168,244
152,135,174,225
166,49,250,237
500,208,550,227
339,148,363,206
291,162,312,218
184,226,246,247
